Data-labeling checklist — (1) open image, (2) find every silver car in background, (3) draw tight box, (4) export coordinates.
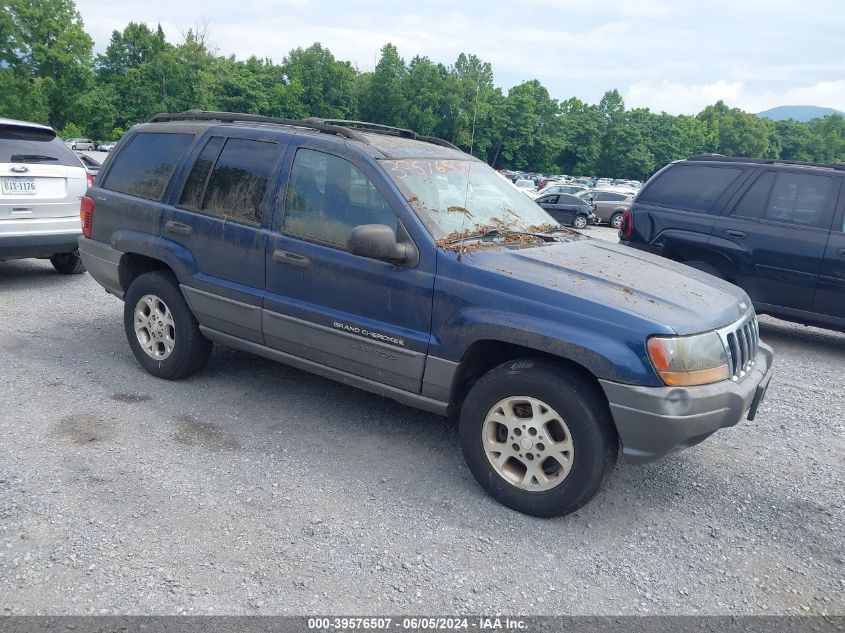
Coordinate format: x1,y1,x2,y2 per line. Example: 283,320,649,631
64,138,96,151
1,118,90,274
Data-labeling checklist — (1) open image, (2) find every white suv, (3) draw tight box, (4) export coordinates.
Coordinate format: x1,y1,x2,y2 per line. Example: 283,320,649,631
1,118,90,274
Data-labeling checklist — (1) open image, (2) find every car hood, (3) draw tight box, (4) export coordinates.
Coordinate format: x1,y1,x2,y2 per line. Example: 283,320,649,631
467,237,749,335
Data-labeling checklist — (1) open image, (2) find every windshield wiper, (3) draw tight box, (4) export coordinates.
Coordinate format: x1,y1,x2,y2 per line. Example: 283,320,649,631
444,228,560,244
11,154,58,163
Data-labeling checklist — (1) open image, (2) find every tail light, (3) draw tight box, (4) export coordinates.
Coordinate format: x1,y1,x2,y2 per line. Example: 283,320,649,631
80,195,94,238
86,171,95,188
619,208,633,239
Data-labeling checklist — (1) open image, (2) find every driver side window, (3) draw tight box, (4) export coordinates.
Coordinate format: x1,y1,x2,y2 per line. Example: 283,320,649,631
284,149,396,247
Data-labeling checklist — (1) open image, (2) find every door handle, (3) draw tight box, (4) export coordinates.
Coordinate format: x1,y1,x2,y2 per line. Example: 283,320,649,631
165,221,193,236
272,249,311,268
726,229,747,239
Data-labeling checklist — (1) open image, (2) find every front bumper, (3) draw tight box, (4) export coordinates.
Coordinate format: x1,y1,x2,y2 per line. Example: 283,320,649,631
599,342,774,464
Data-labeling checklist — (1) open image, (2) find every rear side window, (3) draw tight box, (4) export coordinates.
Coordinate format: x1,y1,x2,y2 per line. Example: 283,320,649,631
537,195,558,204
639,164,745,212
102,133,194,201
179,137,224,209
731,172,775,220
201,138,280,224
0,125,82,167
765,172,832,228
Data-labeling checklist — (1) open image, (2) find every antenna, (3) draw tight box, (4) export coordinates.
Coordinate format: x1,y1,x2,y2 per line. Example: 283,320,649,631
458,68,482,262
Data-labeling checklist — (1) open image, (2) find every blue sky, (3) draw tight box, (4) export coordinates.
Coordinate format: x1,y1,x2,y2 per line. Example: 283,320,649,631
75,0,845,115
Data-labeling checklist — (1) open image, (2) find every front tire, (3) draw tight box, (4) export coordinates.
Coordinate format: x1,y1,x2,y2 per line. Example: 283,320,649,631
50,251,86,275
459,359,618,517
572,215,588,229
123,271,212,379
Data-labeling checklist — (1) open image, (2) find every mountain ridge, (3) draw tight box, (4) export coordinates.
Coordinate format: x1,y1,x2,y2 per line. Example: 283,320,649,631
757,105,844,122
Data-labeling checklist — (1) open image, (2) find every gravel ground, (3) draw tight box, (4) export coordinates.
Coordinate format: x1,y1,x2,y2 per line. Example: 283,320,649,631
1,240,843,616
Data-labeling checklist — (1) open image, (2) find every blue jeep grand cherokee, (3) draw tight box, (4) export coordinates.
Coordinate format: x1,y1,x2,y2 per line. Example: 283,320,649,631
79,111,774,517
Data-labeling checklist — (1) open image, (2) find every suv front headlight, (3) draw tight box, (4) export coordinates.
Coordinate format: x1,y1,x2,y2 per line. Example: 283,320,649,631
646,332,729,386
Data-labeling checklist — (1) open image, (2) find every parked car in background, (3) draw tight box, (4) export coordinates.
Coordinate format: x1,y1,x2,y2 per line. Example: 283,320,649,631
78,110,774,517
579,189,633,227
513,178,536,194
75,152,101,181
534,192,597,228
621,155,845,332
1,118,90,274
98,142,117,152
594,181,638,197
535,184,589,198
65,138,96,151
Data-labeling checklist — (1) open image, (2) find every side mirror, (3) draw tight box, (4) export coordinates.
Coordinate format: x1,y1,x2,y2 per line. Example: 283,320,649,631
348,224,416,265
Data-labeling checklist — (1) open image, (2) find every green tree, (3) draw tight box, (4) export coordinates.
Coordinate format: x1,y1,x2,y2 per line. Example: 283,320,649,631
557,98,603,175
95,22,170,128
807,114,845,162
495,80,562,171
0,0,94,128
282,44,357,118
402,56,448,136
697,101,775,157
359,43,407,126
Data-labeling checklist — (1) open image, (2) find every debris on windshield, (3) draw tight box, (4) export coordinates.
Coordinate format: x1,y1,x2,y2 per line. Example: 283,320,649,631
447,205,473,217
434,223,563,253
525,223,579,238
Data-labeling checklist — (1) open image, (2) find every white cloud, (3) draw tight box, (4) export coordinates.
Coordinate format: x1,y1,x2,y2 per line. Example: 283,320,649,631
74,0,845,114
624,80,845,115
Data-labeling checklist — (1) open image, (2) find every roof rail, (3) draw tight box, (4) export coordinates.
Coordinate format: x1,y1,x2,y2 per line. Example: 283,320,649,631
306,118,417,138
148,110,368,143
305,118,462,150
687,154,845,172
148,111,464,152
419,136,461,151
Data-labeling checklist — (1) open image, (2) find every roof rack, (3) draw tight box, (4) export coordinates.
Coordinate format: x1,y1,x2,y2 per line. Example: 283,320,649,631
301,118,461,150
418,136,461,151
148,111,463,151
148,110,368,143
306,118,417,139
687,154,845,172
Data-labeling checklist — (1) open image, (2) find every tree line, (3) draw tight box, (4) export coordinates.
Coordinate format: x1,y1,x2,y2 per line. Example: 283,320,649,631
2,0,843,180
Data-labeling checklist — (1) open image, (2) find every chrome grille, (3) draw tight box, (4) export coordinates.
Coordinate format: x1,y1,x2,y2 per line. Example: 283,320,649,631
717,311,759,382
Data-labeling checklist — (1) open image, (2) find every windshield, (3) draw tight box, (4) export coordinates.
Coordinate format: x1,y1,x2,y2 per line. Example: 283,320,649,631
380,159,556,240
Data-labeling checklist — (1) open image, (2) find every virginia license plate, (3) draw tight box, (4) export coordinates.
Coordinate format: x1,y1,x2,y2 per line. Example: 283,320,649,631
2,178,37,195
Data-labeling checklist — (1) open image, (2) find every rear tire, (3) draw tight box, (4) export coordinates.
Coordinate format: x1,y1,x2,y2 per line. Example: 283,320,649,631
459,358,618,517
123,271,212,380
572,215,588,229
50,252,86,275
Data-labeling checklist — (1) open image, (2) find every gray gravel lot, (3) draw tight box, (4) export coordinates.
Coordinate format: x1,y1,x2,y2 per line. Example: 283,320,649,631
1,233,843,615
